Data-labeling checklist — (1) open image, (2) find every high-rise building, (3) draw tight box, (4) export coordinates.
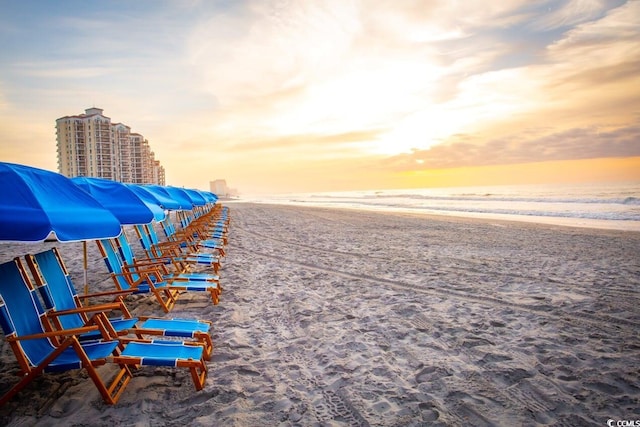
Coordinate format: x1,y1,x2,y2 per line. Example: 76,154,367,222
210,179,237,198
210,179,228,197
56,107,165,185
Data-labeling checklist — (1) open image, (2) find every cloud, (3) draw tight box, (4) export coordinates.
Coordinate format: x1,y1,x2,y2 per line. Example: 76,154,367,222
384,122,640,171
2,0,639,193
547,1,640,60
227,128,384,153
186,0,544,153
15,62,114,79
188,1,361,103
530,0,611,30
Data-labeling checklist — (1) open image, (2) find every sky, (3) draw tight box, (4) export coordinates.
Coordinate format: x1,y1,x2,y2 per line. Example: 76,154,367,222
0,0,639,195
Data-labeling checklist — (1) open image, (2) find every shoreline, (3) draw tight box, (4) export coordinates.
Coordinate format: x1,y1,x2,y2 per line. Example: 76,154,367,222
1,203,639,425
228,200,640,235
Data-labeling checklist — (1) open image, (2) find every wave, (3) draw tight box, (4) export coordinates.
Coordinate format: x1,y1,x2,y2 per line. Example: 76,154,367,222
623,197,640,205
253,183,640,227
284,199,640,221
308,192,640,206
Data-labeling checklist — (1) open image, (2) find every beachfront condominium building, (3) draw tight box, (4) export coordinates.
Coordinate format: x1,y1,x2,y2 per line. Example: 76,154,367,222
210,179,238,198
56,107,165,185
210,179,228,197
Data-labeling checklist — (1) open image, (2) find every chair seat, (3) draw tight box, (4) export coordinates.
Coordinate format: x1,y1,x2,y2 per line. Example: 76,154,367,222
139,318,210,338
168,272,219,282
42,341,120,372
78,318,139,342
120,341,203,366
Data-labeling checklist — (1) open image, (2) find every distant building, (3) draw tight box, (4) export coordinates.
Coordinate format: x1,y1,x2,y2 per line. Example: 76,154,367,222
56,107,165,185
210,179,238,198
210,179,228,197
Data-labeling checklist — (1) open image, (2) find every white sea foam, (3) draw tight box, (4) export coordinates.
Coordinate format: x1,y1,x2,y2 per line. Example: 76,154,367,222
242,182,640,231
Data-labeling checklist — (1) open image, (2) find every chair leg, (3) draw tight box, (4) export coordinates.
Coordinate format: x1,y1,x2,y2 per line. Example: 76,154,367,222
194,332,214,361
0,338,75,406
209,288,219,305
152,288,178,313
72,340,132,405
182,361,207,391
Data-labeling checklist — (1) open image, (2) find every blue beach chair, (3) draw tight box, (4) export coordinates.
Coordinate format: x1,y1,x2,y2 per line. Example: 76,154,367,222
169,213,228,253
0,258,208,406
97,239,220,313
115,232,220,285
135,222,222,273
97,238,179,313
26,248,213,359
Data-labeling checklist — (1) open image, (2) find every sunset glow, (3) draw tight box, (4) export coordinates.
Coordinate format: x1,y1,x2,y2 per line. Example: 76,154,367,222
0,1,638,194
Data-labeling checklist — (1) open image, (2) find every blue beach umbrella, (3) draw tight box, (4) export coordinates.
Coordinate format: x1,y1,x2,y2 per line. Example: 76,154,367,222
182,188,209,217
182,188,207,207
163,186,194,211
71,177,168,293
0,162,123,295
197,190,213,203
202,191,218,204
202,191,219,210
0,162,121,242
133,185,185,211
72,177,165,223
127,184,178,212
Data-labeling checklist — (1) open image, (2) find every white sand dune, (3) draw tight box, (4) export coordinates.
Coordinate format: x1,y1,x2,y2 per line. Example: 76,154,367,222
1,203,639,426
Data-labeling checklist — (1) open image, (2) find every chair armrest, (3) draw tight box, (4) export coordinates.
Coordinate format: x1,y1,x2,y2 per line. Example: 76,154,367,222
6,325,99,342
46,302,124,318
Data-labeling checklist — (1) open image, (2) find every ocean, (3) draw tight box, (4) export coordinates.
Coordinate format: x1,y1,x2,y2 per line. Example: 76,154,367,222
242,181,640,231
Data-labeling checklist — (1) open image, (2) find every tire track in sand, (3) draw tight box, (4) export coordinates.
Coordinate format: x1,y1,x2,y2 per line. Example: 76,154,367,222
232,225,599,298
241,246,639,330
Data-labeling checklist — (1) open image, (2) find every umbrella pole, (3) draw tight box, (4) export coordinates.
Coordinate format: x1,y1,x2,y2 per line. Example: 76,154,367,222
83,241,88,295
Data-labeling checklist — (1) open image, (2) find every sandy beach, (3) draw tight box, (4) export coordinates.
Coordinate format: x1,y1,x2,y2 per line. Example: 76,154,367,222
1,202,639,426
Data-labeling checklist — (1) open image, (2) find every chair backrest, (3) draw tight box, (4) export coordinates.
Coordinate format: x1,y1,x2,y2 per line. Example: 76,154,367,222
135,223,173,259
178,210,191,228
159,218,176,240
134,224,154,258
116,233,136,266
97,239,139,291
27,249,86,330
0,259,57,368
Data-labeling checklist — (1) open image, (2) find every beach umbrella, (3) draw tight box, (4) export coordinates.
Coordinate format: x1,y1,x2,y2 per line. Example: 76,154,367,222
0,162,121,242
163,186,194,211
71,177,168,293
181,188,209,217
127,184,179,212
182,188,207,207
196,190,215,205
72,177,165,223
0,162,122,294
202,191,218,204
133,185,186,211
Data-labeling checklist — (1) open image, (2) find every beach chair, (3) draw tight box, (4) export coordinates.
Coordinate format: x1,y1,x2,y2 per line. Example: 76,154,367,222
135,222,222,273
191,204,230,234
114,232,220,284
162,214,227,254
179,208,228,237
25,248,213,359
175,210,229,248
160,211,226,251
97,239,179,313
97,239,220,313
0,258,208,406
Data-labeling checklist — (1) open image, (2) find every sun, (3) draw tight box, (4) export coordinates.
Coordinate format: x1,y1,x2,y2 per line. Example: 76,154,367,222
366,108,462,155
